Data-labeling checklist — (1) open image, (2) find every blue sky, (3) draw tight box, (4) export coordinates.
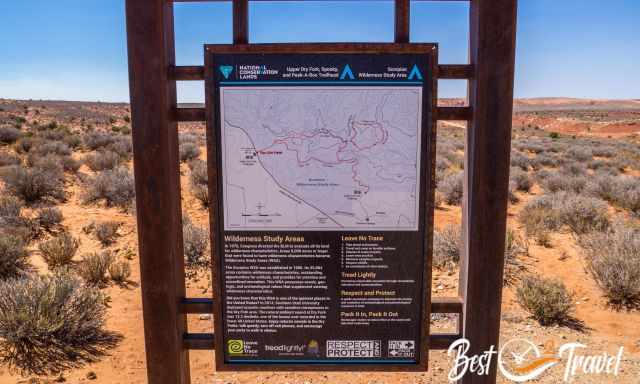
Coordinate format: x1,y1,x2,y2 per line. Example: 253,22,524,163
0,1,638,102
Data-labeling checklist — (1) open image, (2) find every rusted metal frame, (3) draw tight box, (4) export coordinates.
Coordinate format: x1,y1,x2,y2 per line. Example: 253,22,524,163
438,64,473,79
172,65,205,80
175,107,206,121
394,0,410,43
233,0,248,44
458,0,518,383
125,0,190,383
436,106,472,120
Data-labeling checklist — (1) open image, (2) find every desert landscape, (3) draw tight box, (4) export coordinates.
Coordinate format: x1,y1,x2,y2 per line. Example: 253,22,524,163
0,97,638,383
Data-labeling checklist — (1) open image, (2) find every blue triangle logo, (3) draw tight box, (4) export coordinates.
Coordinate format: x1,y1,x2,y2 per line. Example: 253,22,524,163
219,65,233,79
408,64,423,80
339,64,355,80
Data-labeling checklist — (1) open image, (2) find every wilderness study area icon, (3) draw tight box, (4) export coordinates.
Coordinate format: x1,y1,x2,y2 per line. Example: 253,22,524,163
125,1,517,383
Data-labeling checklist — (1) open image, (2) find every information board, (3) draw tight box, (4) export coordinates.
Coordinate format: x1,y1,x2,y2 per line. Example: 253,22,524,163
205,44,435,370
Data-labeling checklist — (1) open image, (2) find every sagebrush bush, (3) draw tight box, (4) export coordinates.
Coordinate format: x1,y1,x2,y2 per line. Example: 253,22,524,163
1,165,65,203
567,146,593,162
183,217,209,267
0,127,22,144
579,221,640,308
37,207,64,230
516,276,574,326
509,167,532,192
60,155,82,173
0,196,23,218
433,225,461,269
540,172,586,194
30,140,72,157
438,171,464,205
504,228,528,285
611,177,640,215
39,232,80,269
0,152,21,167
82,167,135,208
0,234,30,279
14,137,38,154
0,272,119,375
510,152,531,171
85,150,121,171
107,136,132,159
108,260,131,285
189,160,209,208
95,221,120,246
78,251,114,286
83,132,114,151
519,192,609,237
179,142,201,162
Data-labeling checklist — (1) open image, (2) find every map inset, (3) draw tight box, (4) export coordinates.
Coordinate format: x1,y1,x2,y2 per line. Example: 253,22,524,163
220,87,422,231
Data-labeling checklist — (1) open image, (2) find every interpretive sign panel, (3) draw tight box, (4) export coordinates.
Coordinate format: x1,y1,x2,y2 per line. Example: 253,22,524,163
205,44,436,371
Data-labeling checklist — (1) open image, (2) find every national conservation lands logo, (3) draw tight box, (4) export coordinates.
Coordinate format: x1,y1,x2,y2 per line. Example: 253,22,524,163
219,65,233,79
447,338,624,382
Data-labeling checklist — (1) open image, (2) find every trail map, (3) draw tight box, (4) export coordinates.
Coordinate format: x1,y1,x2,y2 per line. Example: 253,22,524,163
220,87,422,231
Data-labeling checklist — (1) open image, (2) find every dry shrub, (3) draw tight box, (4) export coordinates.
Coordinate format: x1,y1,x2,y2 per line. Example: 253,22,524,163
189,160,209,208
0,127,22,144
0,152,21,167
95,221,120,246
611,177,640,215
510,152,532,171
84,150,121,172
438,171,464,205
567,146,593,162
39,232,80,269
540,173,586,194
83,132,114,151
0,272,120,375
78,251,114,286
108,260,131,285
1,165,65,203
82,167,135,208
179,142,201,162
509,167,532,192
37,207,64,230
183,217,209,268
30,141,71,157
433,225,461,270
579,220,640,308
0,196,23,219
0,233,30,279
519,192,609,236
516,276,574,326
503,228,528,285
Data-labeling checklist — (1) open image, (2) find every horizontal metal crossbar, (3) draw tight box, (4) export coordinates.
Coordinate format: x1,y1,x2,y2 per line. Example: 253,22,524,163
174,0,469,2
175,107,206,122
436,106,472,121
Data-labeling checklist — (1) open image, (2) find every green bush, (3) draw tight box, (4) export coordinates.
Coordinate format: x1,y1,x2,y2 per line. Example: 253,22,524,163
39,232,80,269
0,272,119,375
579,220,640,308
78,251,114,286
516,276,574,326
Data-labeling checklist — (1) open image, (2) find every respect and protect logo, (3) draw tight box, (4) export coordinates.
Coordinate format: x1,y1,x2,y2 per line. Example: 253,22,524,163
326,340,381,358
447,338,624,382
